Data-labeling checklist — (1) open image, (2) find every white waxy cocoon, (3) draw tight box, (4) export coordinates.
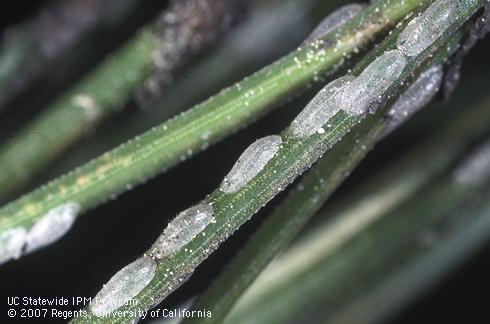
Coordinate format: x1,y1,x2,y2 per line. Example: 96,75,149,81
24,202,80,254
91,257,157,317
290,76,355,137
220,135,282,193
304,3,365,43
397,0,461,57
384,64,443,135
0,228,27,265
149,203,214,259
340,50,407,115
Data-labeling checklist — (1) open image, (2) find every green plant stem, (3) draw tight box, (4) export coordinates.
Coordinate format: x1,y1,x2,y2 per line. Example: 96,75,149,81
226,166,490,324
186,115,388,324
0,29,155,200
0,0,247,201
184,64,490,324
33,0,344,182
0,1,424,233
67,1,488,321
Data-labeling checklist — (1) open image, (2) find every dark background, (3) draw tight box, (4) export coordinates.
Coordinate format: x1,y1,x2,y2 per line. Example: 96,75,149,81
1,1,489,323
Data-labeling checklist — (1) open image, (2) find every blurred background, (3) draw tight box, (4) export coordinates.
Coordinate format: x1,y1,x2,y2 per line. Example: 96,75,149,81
0,0,489,323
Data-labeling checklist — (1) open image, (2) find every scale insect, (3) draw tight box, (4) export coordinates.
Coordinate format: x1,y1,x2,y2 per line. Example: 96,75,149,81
304,3,365,43
397,0,462,57
90,256,157,317
384,64,443,135
0,228,27,265
289,76,355,137
0,202,80,264
220,135,282,193
340,50,407,115
149,203,215,259
24,202,80,253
